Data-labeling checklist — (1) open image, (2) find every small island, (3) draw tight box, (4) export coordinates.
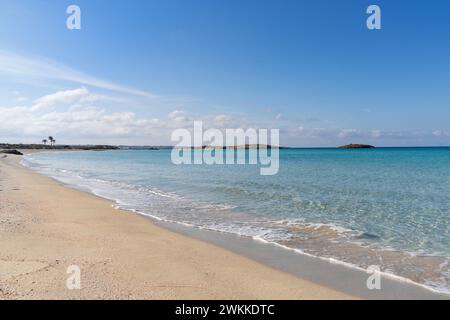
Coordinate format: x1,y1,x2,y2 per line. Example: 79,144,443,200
338,144,375,149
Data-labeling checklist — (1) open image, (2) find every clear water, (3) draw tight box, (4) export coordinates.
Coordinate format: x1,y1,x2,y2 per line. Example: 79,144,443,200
23,148,450,294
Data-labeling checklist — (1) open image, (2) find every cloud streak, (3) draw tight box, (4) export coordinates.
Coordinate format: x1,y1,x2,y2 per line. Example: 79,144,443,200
0,51,157,98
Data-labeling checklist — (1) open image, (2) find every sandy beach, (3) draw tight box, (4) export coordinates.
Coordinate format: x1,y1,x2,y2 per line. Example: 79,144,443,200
0,153,354,300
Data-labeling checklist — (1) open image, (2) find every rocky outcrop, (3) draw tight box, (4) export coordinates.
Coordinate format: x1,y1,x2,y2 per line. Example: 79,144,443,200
338,144,375,149
1,149,23,155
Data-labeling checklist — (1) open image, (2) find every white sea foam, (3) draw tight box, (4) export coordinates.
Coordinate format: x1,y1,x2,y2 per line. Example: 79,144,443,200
21,153,450,296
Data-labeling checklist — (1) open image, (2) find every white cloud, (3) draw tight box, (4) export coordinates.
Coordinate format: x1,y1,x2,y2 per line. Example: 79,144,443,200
31,87,90,111
168,110,187,120
212,114,233,127
0,51,157,98
432,130,450,137
0,87,165,143
2,86,448,147
214,114,231,122
370,130,382,138
0,104,164,143
337,128,359,138
0,89,242,145
282,126,441,146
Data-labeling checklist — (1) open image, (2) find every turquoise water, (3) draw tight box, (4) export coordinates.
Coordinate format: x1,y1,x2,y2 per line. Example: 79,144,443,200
23,148,450,293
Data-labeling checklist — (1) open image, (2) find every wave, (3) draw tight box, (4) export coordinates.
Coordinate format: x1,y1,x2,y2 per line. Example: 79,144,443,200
21,154,450,295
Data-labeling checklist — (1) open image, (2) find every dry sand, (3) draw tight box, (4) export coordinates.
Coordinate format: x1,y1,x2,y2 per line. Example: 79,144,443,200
0,154,354,299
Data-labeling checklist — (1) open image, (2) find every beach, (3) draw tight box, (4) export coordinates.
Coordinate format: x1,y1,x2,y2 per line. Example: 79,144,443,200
0,153,353,300
2,0,449,304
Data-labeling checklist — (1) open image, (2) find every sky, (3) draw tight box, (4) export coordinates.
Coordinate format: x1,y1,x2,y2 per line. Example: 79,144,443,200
1,0,450,147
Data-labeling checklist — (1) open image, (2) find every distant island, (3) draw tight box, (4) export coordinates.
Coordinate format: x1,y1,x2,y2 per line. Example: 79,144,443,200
338,144,375,149
190,144,282,150
0,143,284,152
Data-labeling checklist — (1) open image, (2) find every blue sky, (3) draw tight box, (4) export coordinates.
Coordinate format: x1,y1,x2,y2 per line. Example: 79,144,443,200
1,0,450,146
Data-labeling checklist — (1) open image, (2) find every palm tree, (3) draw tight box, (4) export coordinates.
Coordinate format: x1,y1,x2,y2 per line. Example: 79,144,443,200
42,139,47,145
48,136,54,147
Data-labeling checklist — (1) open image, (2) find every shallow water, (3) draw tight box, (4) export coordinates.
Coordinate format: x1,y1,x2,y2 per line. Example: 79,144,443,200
23,148,450,294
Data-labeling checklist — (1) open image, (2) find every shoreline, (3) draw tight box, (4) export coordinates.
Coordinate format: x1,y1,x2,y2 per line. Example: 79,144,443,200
2,152,448,299
0,153,354,299
156,219,450,299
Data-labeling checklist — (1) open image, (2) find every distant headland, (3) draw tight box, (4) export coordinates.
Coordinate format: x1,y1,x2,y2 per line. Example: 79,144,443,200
0,143,120,151
338,144,375,149
189,144,282,150
1,142,380,151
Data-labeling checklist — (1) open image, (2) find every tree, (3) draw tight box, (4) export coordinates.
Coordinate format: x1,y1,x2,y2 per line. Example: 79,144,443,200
42,139,47,145
48,136,54,146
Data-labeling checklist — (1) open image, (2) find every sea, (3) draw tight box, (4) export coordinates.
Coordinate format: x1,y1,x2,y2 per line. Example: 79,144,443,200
22,147,450,294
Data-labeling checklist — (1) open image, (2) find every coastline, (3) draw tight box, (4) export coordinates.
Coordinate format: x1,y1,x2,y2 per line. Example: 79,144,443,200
2,152,448,300
0,153,354,299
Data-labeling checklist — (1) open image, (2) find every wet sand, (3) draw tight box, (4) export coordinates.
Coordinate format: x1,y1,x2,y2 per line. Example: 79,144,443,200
0,154,353,299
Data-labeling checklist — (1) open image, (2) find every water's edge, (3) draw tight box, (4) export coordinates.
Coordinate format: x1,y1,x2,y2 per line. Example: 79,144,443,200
20,153,450,299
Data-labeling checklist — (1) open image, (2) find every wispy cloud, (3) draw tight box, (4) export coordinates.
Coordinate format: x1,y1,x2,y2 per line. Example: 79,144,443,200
31,87,90,111
432,130,450,137
0,51,157,98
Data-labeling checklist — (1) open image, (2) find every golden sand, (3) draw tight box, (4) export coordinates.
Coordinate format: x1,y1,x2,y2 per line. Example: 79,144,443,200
0,154,353,299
